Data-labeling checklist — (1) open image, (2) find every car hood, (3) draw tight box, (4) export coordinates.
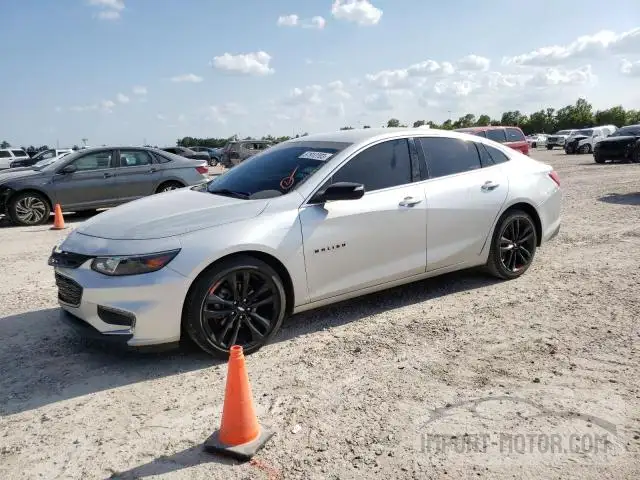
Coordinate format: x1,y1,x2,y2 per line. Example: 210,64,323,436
597,135,637,145
73,188,270,240
0,168,44,183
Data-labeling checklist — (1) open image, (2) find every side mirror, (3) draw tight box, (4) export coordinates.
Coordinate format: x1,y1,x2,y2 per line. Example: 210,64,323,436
60,164,77,174
311,182,365,203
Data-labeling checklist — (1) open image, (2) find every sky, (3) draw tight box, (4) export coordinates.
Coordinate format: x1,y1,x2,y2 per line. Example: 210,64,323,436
1,0,639,148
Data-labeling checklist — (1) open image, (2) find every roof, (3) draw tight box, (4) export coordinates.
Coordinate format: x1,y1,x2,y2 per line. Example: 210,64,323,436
455,126,522,132
287,127,461,145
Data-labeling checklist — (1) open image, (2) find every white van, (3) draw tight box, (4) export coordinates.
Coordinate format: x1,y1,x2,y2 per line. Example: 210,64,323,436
564,125,618,154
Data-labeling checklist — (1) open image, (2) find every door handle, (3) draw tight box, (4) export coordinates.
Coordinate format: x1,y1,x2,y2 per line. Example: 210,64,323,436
148,167,157,173
399,196,422,207
481,181,500,191
103,172,113,178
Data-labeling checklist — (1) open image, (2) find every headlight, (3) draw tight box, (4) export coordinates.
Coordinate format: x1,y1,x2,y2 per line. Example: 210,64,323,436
90,249,181,276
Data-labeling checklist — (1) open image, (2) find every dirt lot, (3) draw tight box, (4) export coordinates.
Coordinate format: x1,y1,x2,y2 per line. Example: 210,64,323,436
1,150,639,479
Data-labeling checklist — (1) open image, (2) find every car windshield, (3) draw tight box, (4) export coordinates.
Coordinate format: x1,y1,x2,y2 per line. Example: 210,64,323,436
577,129,593,136
34,151,78,170
205,141,351,199
612,126,640,136
556,130,572,135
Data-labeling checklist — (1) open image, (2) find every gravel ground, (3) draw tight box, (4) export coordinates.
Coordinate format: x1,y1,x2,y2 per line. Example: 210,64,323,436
1,150,639,479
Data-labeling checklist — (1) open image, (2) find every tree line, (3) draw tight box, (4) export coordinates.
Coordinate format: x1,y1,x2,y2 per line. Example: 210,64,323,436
4,98,639,152
378,98,640,135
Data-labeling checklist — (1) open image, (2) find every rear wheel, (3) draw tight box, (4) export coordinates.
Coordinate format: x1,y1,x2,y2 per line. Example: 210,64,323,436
485,210,537,280
8,191,51,226
183,256,287,358
156,181,184,193
208,157,218,167
632,147,640,164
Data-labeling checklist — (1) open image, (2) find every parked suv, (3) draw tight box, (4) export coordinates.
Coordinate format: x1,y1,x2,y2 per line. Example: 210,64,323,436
0,148,29,170
545,130,577,150
9,148,73,168
221,140,272,167
454,126,529,155
564,125,617,154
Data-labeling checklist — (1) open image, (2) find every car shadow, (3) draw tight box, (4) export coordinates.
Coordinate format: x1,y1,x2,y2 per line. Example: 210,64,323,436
275,268,500,344
598,192,640,206
0,308,218,416
0,269,499,416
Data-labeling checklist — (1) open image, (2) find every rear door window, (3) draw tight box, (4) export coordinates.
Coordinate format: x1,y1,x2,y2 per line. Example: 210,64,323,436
486,129,507,143
0,151,11,158
418,137,482,178
11,150,27,157
505,128,525,142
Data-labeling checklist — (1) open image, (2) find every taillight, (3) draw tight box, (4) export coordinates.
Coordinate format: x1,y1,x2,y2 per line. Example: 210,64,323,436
196,166,208,174
548,170,560,187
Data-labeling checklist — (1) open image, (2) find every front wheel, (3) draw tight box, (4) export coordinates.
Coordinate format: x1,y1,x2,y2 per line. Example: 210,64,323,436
8,191,51,226
546,145,553,150
156,181,184,193
632,147,640,164
578,144,591,154
183,256,287,358
594,154,605,164
485,210,538,280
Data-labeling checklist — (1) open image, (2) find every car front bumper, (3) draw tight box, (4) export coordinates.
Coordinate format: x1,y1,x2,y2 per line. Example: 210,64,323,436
53,260,191,347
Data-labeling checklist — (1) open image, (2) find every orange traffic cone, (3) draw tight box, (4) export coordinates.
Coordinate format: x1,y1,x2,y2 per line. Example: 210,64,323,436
50,204,66,230
204,345,274,461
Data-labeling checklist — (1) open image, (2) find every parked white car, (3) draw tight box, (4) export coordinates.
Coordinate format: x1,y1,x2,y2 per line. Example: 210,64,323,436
8,148,73,168
564,125,618,154
49,127,562,358
0,148,29,170
526,134,547,148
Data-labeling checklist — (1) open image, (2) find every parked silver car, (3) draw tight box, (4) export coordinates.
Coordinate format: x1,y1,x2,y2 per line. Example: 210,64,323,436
0,146,209,226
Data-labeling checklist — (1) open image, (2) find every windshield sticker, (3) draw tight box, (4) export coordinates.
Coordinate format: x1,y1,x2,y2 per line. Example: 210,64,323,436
280,166,299,190
298,151,334,161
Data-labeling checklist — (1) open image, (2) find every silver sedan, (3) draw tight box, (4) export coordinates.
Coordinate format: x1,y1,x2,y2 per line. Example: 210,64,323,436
49,128,562,358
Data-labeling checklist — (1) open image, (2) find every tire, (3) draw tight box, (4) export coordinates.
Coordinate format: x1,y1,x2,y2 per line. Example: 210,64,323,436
532,142,537,149
485,210,538,280
156,181,184,193
632,147,640,164
564,146,573,155
546,145,553,150
208,157,218,167
8,191,51,226
183,255,287,358
594,154,605,164
578,144,591,154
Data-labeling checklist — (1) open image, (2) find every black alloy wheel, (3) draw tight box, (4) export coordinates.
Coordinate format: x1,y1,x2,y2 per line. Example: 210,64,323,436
8,191,51,226
578,144,591,154
486,210,537,280
183,256,286,358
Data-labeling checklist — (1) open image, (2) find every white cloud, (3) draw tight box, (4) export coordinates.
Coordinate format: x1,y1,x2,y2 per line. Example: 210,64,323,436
304,16,326,30
116,93,130,103
100,99,116,112
277,14,298,27
206,103,248,124
212,51,274,76
365,60,455,89
132,85,147,95
364,90,411,111
525,65,596,88
89,0,124,20
170,73,203,83
457,54,490,71
156,114,166,121
620,59,640,77
282,85,323,106
502,28,640,66
331,0,382,26
327,80,352,99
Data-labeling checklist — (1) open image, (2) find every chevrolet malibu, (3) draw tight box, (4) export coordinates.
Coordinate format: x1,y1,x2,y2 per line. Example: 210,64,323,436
49,128,562,358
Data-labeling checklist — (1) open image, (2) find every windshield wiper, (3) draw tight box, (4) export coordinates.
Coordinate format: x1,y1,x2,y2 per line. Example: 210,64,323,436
208,188,250,199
